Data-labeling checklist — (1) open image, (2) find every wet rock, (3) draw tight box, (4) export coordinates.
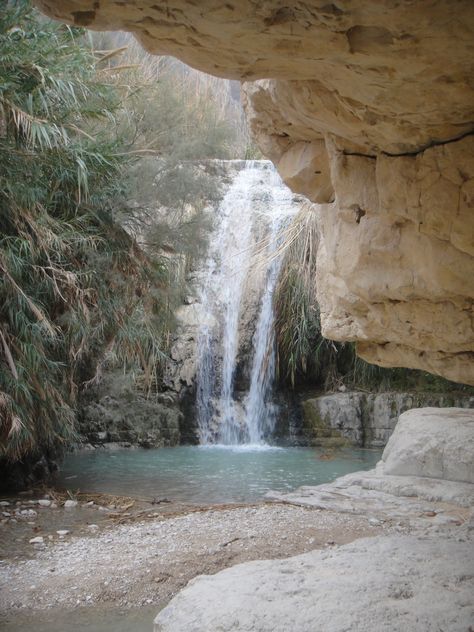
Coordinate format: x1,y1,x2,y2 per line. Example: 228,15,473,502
29,537,44,544
19,509,37,518
64,500,78,508
301,392,473,448
78,371,182,449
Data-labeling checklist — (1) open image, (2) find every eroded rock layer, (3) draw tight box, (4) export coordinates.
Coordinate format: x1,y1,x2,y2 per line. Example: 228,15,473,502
34,0,474,383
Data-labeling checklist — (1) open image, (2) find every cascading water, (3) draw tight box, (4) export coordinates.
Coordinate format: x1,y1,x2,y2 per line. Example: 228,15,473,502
244,177,296,443
195,161,299,445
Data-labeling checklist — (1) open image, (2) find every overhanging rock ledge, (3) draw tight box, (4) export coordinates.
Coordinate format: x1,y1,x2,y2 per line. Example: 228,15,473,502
34,0,474,384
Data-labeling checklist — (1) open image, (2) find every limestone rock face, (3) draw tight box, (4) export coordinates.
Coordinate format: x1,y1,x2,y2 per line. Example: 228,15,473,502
301,391,474,448
317,136,474,384
35,0,474,383
79,371,181,448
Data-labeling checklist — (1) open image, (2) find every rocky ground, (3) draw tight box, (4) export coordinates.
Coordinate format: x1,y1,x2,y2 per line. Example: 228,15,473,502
152,408,474,631
0,496,394,624
1,408,473,632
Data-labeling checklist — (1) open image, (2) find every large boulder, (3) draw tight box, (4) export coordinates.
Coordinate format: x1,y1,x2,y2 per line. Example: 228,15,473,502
382,407,474,484
269,406,474,510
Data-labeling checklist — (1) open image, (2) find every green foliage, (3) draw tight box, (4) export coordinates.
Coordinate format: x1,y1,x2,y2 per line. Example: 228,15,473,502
0,2,167,461
274,204,340,388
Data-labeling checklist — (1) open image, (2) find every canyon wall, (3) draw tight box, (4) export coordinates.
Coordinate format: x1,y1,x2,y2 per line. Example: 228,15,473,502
301,390,474,449
34,0,474,384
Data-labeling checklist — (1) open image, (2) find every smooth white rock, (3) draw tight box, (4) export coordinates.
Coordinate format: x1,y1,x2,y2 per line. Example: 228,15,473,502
64,500,78,508
38,500,51,507
154,535,474,632
20,509,37,517
382,408,474,483
29,537,44,545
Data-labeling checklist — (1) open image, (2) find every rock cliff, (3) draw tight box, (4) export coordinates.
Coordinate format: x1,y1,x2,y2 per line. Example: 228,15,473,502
34,0,474,383
301,390,474,448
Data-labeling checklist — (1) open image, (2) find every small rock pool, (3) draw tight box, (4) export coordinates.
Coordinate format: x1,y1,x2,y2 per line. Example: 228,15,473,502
55,444,381,503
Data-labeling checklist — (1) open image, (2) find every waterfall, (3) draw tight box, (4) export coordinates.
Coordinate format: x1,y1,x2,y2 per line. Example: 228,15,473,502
195,161,298,445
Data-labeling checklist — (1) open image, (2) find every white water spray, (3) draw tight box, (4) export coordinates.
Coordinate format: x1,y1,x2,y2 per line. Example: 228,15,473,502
195,161,299,445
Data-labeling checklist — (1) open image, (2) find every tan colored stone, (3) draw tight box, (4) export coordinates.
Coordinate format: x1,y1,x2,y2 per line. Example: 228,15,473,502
316,135,474,384
36,1,474,153
34,0,474,383
277,140,334,204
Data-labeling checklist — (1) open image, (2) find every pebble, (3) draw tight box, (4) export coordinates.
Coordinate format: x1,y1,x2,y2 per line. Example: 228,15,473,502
38,500,51,508
64,500,78,508
20,509,37,518
0,504,399,613
0,501,10,507
57,530,70,537
29,537,44,544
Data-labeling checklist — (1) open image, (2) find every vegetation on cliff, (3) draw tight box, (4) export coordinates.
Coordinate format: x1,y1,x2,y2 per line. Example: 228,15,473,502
0,2,248,470
0,2,168,464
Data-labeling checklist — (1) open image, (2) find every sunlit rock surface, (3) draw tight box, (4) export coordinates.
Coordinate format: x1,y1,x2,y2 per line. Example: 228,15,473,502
35,0,474,383
316,136,474,384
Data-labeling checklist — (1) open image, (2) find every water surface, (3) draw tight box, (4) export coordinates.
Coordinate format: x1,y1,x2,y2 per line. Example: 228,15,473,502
55,445,381,503
0,605,158,632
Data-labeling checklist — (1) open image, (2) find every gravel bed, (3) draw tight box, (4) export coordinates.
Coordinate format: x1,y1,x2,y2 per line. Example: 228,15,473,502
0,503,389,614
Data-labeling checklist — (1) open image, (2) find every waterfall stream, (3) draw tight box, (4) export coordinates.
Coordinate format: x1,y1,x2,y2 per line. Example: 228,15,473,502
195,161,299,445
